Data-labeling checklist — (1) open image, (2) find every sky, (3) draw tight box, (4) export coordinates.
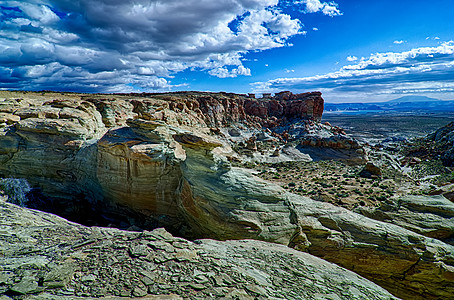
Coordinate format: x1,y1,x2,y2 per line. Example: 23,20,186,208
1,0,453,102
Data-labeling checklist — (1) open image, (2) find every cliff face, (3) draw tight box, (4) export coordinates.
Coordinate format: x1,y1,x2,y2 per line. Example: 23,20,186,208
4,91,454,299
0,90,328,227
125,91,324,129
0,98,105,204
243,91,324,126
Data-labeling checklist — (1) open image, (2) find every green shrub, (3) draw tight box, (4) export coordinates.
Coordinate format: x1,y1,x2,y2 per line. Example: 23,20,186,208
0,178,31,207
376,195,387,201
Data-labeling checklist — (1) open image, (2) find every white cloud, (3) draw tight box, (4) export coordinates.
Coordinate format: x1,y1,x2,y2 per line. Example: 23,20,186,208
235,65,252,76
393,40,405,44
346,55,358,62
298,0,342,16
17,3,60,24
345,41,454,70
253,41,454,101
301,0,323,12
321,4,342,17
1,0,336,92
312,27,319,31
266,13,301,39
208,65,251,78
426,36,442,41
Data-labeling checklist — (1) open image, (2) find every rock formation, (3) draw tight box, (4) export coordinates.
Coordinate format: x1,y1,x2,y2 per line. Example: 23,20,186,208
174,136,454,299
0,98,105,207
243,91,324,125
357,195,454,244
429,121,454,166
0,91,341,205
0,199,398,299
403,121,454,167
96,119,185,227
1,91,453,299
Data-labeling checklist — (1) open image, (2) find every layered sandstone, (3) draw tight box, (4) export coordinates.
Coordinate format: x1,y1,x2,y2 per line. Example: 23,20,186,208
123,91,324,129
96,119,185,225
2,91,452,299
0,98,105,203
175,134,454,299
244,91,324,125
357,195,454,244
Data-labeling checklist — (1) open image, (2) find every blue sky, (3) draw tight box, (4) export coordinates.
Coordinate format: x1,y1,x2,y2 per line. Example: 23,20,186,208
1,0,453,102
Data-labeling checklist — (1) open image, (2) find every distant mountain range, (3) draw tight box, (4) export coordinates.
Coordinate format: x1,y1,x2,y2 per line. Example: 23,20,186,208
386,95,440,103
325,96,454,113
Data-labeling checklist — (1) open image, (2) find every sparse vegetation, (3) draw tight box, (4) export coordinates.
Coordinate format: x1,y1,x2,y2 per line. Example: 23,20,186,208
0,178,31,207
253,159,421,209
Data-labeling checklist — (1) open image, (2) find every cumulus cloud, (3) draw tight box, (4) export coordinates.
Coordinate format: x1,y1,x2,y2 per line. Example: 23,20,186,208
297,0,342,16
16,3,60,25
253,41,454,100
346,55,358,62
208,65,251,78
0,0,339,92
393,40,405,44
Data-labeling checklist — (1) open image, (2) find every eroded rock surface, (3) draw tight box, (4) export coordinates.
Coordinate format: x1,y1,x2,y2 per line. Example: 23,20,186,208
1,91,452,299
175,141,454,299
0,199,397,299
357,195,454,244
0,98,105,209
403,121,454,167
0,91,359,217
96,120,185,225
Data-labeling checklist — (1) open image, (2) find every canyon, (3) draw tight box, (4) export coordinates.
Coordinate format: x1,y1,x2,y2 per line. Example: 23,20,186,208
1,90,454,299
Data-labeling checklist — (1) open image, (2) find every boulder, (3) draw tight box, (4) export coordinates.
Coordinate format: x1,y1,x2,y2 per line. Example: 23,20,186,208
429,183,454,201
359,162,382,179
0,113,20,126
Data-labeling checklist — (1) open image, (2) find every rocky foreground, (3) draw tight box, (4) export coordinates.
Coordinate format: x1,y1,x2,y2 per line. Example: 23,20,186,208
1,91,454,299
0,198,397,300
